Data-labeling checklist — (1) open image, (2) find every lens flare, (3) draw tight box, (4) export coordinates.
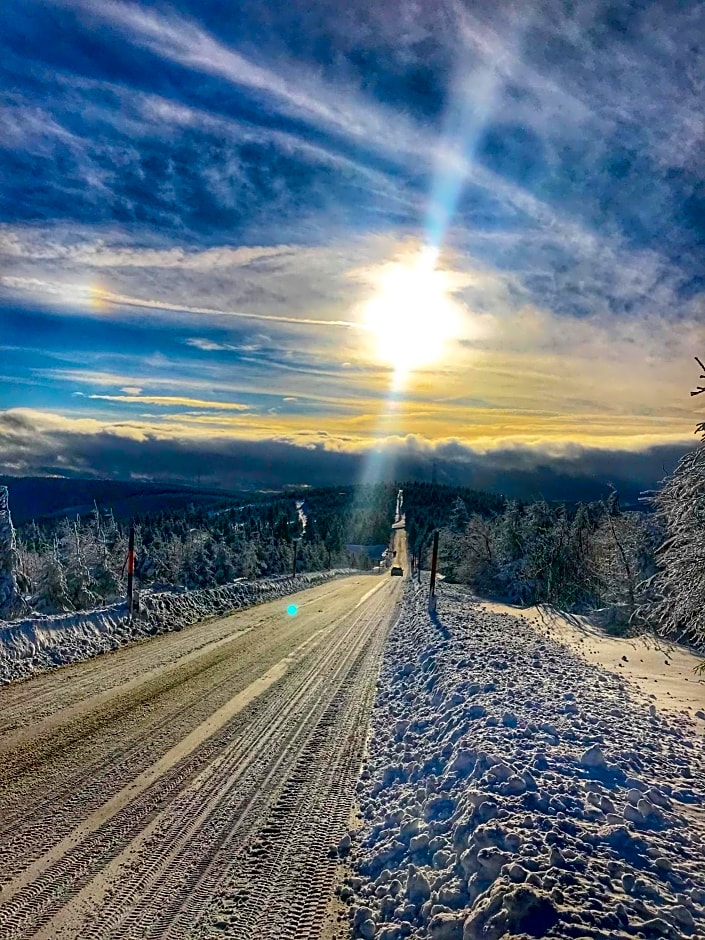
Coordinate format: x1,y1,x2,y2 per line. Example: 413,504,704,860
286,603,298,616
88,283,111,313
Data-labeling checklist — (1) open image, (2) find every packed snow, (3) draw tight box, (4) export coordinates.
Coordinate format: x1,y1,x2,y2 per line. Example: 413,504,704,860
338,581,705,939
0,568,354,685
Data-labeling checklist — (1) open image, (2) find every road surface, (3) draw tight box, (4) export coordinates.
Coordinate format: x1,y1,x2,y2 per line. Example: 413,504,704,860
0,541,405,939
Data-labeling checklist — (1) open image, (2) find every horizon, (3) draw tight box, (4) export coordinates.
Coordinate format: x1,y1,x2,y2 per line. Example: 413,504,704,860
2,1,704,492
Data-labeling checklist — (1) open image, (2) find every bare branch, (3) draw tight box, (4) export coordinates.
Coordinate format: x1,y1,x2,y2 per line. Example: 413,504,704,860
691,356,705,396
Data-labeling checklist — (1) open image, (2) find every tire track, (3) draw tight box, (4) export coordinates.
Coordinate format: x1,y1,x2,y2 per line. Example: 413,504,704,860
0,576,398,940
0,580,374,883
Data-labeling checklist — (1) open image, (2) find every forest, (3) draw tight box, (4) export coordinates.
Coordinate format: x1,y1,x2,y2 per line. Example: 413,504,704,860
421,491,659,628
8,483,401,613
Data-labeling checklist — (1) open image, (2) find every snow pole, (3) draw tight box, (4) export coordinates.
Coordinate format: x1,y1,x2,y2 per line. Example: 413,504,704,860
429,530,439,613
127,523,135,619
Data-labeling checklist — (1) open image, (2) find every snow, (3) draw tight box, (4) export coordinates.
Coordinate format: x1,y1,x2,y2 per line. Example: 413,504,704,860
340,581,705,939
0,568,354,685
296,498,308,536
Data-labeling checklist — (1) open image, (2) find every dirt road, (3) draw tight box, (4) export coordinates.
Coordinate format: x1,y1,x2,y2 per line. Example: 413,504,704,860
0,567,402,939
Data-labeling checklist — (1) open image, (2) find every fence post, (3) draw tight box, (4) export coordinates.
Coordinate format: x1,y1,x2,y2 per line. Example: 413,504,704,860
428,530,439,612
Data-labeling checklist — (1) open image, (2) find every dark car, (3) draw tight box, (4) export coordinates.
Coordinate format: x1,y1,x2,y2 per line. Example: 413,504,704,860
390,566,403,576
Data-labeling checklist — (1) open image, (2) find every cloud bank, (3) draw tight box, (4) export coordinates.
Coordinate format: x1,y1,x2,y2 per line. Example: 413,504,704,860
0,408,690,505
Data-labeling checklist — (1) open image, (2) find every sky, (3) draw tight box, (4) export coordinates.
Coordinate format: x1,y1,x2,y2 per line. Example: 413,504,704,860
1,0,704,496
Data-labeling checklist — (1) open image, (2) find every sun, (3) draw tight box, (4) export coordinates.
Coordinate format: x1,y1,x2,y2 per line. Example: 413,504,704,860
361,248,461,380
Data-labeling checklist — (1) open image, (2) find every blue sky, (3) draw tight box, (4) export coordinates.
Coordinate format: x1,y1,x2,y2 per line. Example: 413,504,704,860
1,0,704,491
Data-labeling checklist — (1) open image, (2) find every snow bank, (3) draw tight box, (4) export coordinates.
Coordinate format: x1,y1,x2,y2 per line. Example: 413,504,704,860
339,582,705,939
0,568,355,685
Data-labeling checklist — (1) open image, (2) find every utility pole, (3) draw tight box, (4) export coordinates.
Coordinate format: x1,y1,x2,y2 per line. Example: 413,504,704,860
127,522,135,620
428,529,439,613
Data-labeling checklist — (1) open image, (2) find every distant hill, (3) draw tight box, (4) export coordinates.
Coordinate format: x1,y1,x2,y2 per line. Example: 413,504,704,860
0,476,249,525
1,472,650,532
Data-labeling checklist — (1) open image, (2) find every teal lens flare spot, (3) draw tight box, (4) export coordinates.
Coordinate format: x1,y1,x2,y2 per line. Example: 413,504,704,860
287,604,298,617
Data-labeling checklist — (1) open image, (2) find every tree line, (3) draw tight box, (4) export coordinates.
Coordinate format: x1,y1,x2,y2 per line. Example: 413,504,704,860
10,483,401,614
425,492,659,629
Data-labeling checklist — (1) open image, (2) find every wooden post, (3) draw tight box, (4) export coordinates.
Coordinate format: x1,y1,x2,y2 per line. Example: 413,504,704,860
429,529,439,599
127,523,135,619
292,539,299,578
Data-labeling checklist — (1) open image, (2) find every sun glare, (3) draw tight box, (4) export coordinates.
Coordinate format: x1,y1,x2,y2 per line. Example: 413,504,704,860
362,248,461,381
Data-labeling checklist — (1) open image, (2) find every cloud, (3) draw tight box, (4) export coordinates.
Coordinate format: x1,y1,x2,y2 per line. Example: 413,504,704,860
185,337,231,352
1,0,704,492
0,407,693,504
86,394,250,411
61,0,426,161
2,226,701,455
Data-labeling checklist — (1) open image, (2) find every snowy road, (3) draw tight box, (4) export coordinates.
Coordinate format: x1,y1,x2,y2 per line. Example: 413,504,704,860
0,564,404,939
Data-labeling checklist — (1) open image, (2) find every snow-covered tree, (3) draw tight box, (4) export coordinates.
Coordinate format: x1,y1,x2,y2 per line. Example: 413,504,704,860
212,541,237,583
237,539,263,579
0,486,21,617
491,500,526,602
592,508,654,626
638,431,705,648
633,358,705,656
59,518,97,609
87,505,123,600
33,538,74,613
452,513,496,589
448,497,470,533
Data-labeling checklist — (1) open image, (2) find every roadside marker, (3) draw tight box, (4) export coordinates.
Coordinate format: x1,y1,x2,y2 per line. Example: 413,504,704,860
429,530,439,613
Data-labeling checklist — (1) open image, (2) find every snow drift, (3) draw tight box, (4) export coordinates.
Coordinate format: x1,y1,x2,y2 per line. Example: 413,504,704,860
0,568,355,685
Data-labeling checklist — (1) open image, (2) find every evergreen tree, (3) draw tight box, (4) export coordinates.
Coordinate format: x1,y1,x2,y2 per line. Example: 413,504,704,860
59,519,97,609
448,496,470,533
212,541,236,583
638,419,705,648
237,539,263,579
33,539,73,613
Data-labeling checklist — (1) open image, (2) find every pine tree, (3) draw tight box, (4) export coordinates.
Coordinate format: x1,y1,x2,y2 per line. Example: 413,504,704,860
635,358,705,652
87,505,121,601
33,539,73,613
213,541,236,583
448,496,470,533
638,434,705,648
237,540,263,579
60,519,97,610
